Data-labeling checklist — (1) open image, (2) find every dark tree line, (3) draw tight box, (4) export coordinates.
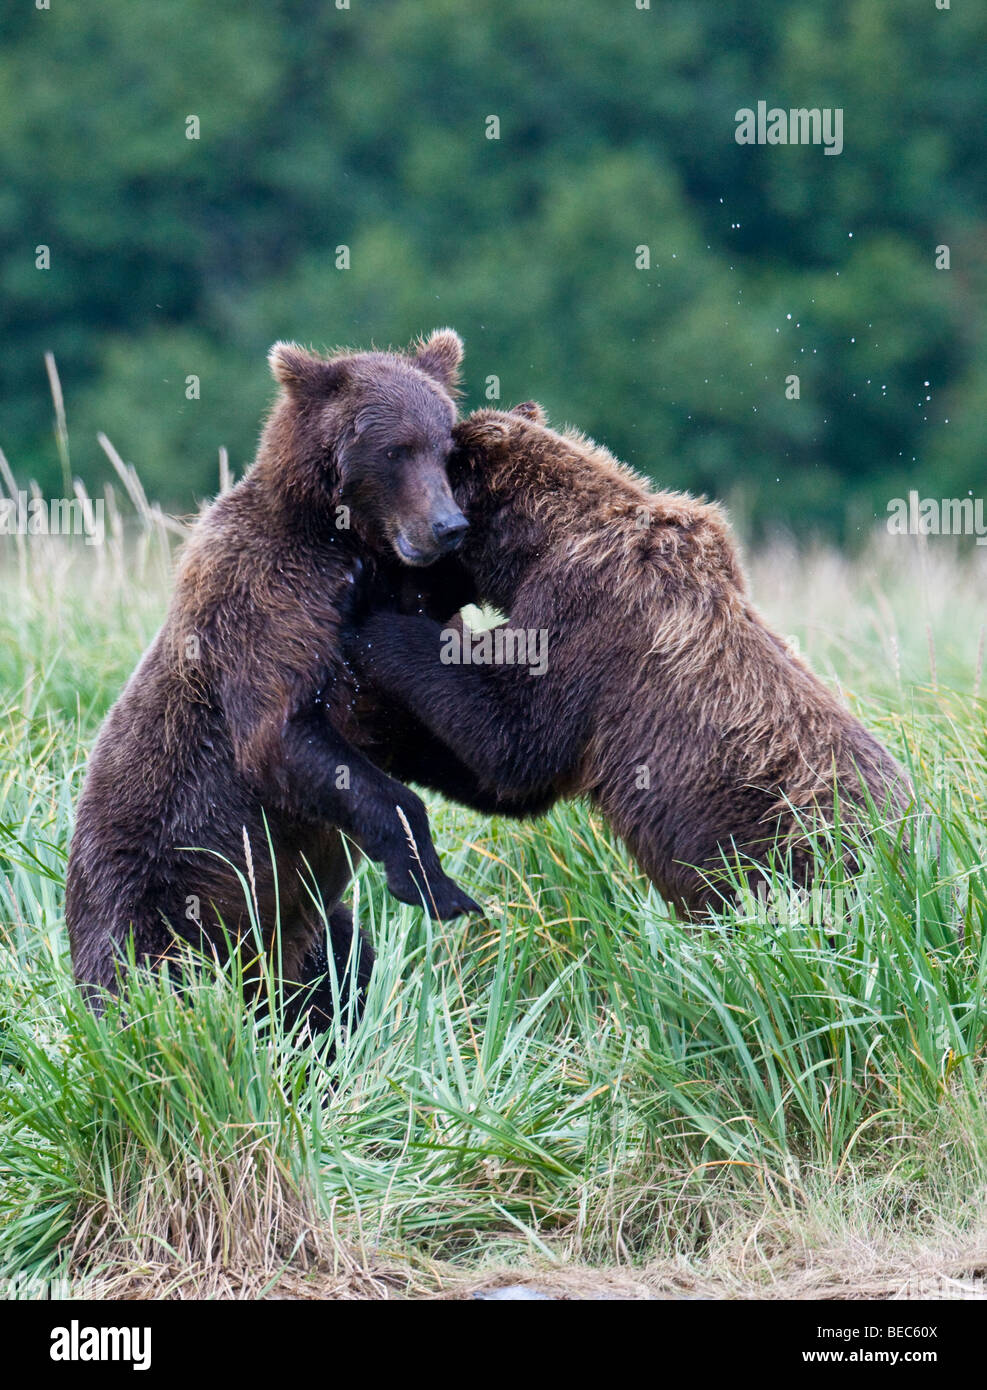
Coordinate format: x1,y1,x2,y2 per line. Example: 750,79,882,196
1,0,983,535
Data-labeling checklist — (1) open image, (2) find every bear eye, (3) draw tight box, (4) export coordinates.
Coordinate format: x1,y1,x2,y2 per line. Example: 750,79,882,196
385,445,412,462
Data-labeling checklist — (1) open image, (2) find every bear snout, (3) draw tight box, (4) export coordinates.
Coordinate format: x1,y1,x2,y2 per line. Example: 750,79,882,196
431,510,469,551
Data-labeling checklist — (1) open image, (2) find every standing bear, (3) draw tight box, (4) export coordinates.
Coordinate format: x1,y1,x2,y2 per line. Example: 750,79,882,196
66,329,480,1024
350,403,913,917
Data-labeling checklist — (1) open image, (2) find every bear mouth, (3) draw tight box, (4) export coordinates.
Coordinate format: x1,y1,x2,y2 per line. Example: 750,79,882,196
393,532,438,567
393,530,464,567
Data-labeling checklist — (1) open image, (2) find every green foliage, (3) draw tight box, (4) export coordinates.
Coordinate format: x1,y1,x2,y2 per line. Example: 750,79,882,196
1,510,986,1287
1,1,983,532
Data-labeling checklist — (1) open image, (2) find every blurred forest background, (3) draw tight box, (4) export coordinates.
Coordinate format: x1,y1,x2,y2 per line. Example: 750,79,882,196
1,0,983,536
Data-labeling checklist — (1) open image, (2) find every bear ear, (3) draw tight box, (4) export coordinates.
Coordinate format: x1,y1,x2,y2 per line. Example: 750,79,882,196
414,327,464,390
268,342,348,396
510,401,547,425
455,412,510,449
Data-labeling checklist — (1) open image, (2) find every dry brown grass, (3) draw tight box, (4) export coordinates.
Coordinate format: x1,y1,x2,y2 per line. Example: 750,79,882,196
80,1207,987,1301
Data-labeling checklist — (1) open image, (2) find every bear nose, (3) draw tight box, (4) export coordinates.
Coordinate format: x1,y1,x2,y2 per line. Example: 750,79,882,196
432,513,469,548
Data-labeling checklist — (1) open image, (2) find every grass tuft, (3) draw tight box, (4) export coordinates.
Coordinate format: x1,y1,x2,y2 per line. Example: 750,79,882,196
1,443,987,1296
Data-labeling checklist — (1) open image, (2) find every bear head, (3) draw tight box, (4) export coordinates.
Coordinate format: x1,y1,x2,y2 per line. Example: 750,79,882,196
266,328,469,567
448,400,549,487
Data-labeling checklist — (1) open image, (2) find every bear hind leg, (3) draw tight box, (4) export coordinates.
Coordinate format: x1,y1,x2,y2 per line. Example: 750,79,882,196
282,904,375,1038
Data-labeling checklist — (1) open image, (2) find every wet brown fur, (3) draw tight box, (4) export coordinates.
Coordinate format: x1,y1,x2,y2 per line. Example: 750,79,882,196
353,404,913,916
66,330,479,1014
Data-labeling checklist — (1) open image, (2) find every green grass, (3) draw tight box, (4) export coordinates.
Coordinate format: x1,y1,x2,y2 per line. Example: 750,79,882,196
1,463,986,1298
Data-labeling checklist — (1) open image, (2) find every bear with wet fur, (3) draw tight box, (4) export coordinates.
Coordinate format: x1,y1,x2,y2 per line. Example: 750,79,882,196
350,402,912,916
66,329,480,1023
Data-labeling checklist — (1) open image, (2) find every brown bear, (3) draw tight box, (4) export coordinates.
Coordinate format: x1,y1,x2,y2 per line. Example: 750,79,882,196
66,329,483,1025
349,403,913,917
